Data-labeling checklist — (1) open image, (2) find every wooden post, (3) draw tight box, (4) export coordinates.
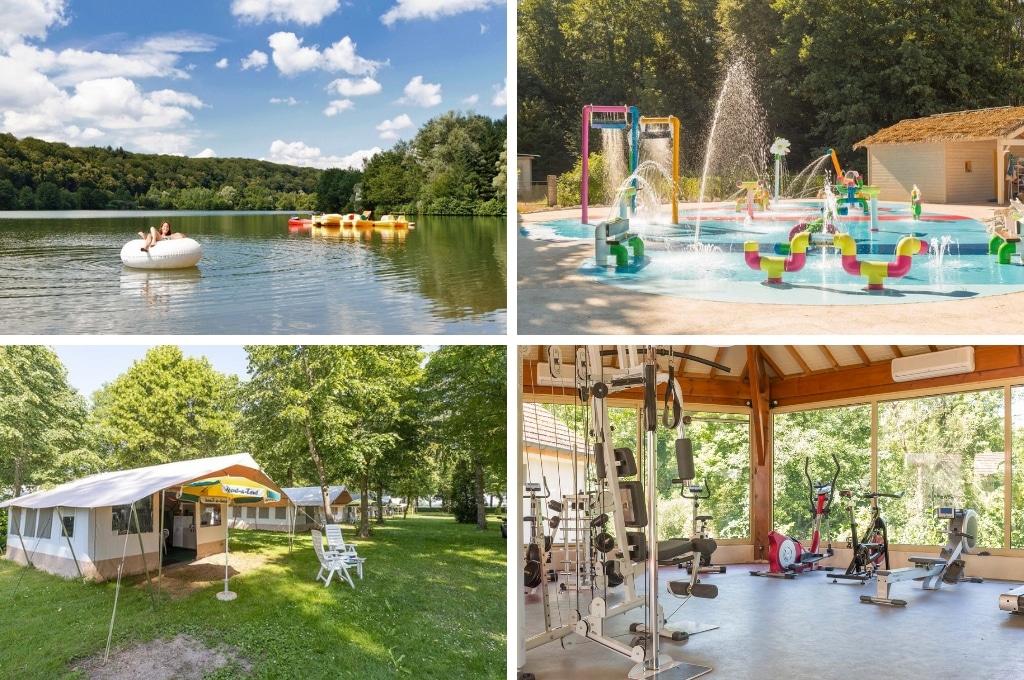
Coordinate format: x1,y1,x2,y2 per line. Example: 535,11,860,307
546,175,557,207
747,346,773,561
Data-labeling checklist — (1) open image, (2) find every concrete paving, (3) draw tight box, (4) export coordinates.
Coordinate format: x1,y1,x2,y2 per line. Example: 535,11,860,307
517,203,1024,335
519,563,1024,679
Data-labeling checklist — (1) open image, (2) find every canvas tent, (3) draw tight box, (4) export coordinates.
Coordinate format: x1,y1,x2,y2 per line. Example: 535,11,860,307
0,453,286,581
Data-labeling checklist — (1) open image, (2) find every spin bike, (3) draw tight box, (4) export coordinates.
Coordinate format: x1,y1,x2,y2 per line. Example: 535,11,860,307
830,489,904,584
751,452,840,579
660,477,726,575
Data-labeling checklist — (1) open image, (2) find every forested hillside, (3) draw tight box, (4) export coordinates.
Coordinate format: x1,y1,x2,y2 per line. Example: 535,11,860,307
0,111,507,215
519,0,1024,176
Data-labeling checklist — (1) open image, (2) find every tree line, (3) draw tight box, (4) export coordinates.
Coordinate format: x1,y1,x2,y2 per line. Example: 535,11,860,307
0,110,506,216
0,345,506,547
519,0,1024,178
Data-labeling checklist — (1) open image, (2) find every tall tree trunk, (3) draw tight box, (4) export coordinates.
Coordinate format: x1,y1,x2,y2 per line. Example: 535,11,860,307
376,481,385,525
305,419,333,524
357,470,371,539
474,459,487,530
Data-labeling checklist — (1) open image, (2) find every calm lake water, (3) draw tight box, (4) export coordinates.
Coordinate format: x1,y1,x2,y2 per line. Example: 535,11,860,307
0,211,506,334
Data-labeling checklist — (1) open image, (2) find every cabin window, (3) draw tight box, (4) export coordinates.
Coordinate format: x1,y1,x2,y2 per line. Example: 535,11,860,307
201,503,222,527
275,507,288,520
112,495,154,534
37,510,53,540
23,508,38,538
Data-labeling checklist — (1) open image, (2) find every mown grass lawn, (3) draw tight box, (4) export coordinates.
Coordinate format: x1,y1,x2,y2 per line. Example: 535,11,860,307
0,515,505,679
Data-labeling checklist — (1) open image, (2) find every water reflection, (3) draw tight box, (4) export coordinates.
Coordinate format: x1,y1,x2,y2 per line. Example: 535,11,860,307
0,211,506,334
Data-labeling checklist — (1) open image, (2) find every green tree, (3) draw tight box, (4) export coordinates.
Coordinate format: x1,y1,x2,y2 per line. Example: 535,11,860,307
91,346,240,469
34,181,60,210
0,346,92,497
315,168,362,213
422,346,506,530
0,179,18,210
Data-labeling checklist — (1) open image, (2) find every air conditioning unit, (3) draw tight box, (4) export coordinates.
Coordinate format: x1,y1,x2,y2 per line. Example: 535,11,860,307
891,347,975,382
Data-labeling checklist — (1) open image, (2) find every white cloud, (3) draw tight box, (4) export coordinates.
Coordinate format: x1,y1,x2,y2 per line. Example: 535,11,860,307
267,32,321,75
241,50,269,70
397,75,440,107
376,113,413,140
194,147,217,158
323,99,354,116
231,0,339,25
321,36,384,76
381,0,504,26
491,77,506,107
267,139,380,170
267,32,384,77
480,23,487,34
327,76,381,97
0,0,68,49
216,57,229,68
462,94,479,105
270,96,299,105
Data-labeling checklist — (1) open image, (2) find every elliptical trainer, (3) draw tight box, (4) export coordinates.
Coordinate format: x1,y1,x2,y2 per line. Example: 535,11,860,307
751,452,840,579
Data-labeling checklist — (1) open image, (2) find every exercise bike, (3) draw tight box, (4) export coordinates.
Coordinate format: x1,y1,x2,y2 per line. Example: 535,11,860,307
830,488,904,584
751,452,840,579
660,477,726,575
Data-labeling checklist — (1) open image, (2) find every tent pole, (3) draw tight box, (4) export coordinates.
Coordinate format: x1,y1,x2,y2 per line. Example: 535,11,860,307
131,502,155,606
106,504,135,662
56,506,84,580
288,503,294,554
157,494,164,605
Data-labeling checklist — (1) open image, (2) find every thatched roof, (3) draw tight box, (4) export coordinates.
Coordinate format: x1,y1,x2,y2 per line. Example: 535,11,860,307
854,106,1024,149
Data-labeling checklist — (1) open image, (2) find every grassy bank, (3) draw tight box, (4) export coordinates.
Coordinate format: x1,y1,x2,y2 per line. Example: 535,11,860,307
0,515,505,679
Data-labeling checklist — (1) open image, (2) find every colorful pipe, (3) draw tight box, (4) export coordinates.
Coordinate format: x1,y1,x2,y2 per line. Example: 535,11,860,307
988,233,1017,264
638,115,679,224
833,233,928,289
582,105,639,224
829,148,842,178
745,230,810,284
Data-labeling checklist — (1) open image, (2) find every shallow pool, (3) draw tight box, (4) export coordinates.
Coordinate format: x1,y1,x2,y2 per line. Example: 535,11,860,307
521,201,1024,305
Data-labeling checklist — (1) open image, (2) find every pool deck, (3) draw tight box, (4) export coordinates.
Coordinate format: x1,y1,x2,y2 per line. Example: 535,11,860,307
517,202,1024,335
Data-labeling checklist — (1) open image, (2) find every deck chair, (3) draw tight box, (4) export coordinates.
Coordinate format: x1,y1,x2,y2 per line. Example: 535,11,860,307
324,524,366,579
310,529,355,588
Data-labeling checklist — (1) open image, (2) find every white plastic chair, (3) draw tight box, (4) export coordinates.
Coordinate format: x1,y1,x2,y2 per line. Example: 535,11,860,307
310,529,355,588
324,524,366,579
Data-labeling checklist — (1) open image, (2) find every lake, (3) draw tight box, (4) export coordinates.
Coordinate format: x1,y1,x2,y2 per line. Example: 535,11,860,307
0,211,507,335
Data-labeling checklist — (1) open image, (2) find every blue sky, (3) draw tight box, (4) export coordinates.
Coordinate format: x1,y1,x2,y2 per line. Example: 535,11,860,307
0,0,507,168
52,345,251,397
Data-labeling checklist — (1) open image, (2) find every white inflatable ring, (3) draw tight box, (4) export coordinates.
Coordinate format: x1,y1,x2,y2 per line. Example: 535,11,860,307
120,238,202,269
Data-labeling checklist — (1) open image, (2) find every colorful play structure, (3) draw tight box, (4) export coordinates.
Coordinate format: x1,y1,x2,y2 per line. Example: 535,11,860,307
595,217,645,267
581,106,682,225
581,105,639,225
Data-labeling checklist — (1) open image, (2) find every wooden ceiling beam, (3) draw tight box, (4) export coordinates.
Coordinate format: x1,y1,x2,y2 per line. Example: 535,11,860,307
760,349,786,380
853,345,872,366
771,346,1024,407
820,346,840,370
890,345,904,358
785,345,813,375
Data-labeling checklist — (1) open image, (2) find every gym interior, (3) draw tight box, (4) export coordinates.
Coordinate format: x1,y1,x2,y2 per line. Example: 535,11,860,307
517,345,1024,680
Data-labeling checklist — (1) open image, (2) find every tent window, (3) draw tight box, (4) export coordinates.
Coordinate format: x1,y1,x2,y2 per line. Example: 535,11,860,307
258,507,270,519
61,516,75,538
232,506,242,518
201,504,222,527
10,508,21,536
23,508,38,538
37,510,53,540
245,507,254,519
274,507,287,520
112,495,154,535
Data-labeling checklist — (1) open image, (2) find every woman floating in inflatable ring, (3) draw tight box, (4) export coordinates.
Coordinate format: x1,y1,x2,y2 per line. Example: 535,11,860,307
138,222,187,251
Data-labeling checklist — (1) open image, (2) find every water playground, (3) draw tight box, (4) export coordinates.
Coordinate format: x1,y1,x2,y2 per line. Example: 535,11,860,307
520,69,1024,312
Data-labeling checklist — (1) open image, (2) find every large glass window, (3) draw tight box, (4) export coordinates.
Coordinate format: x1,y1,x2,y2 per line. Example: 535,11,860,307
1011,387,1024,549
657,412,750,541
773,405,871,542
112,495,154,535
878,390,1004,548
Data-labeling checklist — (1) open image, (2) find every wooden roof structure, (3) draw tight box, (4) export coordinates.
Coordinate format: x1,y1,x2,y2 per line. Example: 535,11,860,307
854,106,1024,148
521,345,1024,409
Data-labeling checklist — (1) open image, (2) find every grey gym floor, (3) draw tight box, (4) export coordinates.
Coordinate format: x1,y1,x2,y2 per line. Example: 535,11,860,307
520,564,1024,679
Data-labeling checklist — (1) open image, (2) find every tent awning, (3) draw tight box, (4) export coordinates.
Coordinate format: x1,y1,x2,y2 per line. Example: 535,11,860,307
0,453,286,510
280,485,353,507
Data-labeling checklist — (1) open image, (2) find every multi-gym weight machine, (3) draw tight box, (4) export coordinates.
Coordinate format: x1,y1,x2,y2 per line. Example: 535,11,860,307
519,345,730,680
